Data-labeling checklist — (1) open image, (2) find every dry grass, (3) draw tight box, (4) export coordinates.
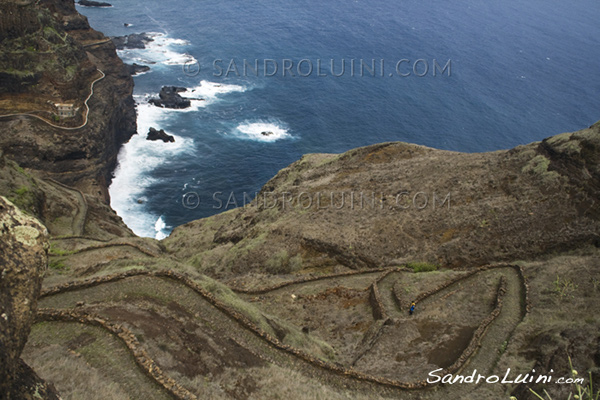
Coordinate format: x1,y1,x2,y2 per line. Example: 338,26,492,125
173,365,382,400
23,322,170,400
25,345,130,400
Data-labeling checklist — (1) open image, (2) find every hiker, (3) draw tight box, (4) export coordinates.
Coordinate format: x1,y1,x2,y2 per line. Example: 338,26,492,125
409,301,416,315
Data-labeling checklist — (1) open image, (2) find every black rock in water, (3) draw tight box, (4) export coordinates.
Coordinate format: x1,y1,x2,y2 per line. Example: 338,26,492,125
125,63,150,76
78,0,112,7
147,127,175,143
111,33,154,50
149,86,191,109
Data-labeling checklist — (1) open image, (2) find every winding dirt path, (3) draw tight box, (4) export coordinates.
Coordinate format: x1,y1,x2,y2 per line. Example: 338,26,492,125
0,69,105,130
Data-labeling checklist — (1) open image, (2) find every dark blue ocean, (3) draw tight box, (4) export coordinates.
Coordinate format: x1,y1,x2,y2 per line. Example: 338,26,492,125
77,0,600,239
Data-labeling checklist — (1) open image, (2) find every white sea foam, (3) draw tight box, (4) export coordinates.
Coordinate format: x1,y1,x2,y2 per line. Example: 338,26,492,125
233,120,292,142
109,102,194,239
154,216,168,240
116,32,196,67
183,80,246,105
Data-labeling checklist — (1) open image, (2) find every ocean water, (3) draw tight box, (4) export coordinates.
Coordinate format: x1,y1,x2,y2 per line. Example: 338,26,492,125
76,0,600,239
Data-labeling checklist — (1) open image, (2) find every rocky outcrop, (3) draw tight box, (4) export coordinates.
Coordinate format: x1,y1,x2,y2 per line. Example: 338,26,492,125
165,122,600,279
147,127,175,143
126,63,150,75
149,86,191,109
111,32,154,50
0,196,58,399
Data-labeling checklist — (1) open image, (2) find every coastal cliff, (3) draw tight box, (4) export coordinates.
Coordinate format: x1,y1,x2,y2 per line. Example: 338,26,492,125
0,0,136,202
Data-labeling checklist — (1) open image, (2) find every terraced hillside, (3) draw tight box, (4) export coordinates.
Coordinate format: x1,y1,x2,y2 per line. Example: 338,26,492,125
6,123,598,400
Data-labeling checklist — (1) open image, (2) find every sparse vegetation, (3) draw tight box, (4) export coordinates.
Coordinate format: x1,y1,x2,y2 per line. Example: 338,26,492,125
521,154,562,183
405,262,439,273
592,278,600,292
196,274,335,360
553,274,578,300
516,357,600,400
498,340,508,355
265,249,291,274
6,184,37,215
48,259,67,271
49,243,75,256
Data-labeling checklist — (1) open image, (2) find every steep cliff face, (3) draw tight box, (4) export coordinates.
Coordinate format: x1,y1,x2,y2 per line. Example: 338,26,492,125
165,122,600,278
0,0,136,202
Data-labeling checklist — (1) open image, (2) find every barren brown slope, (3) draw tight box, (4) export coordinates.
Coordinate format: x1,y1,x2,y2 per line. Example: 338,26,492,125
165,122,600,281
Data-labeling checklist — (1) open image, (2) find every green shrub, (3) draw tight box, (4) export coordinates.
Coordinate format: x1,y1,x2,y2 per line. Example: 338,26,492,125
49,259,67,271
48,243,75,256
7,185,36,214
265,249,291,274
405,262,439,273
553,274,577,300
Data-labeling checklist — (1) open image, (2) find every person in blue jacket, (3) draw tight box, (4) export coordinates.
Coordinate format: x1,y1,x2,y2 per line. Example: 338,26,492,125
409,301,416,315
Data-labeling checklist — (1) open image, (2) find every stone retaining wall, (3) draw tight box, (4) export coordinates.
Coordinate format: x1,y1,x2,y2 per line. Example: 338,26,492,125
39,264,529,391
36,308,197,400
369,283,388,321
232,268,389,294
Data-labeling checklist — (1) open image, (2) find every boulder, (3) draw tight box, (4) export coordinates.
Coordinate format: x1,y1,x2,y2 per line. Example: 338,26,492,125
0,196,56,399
